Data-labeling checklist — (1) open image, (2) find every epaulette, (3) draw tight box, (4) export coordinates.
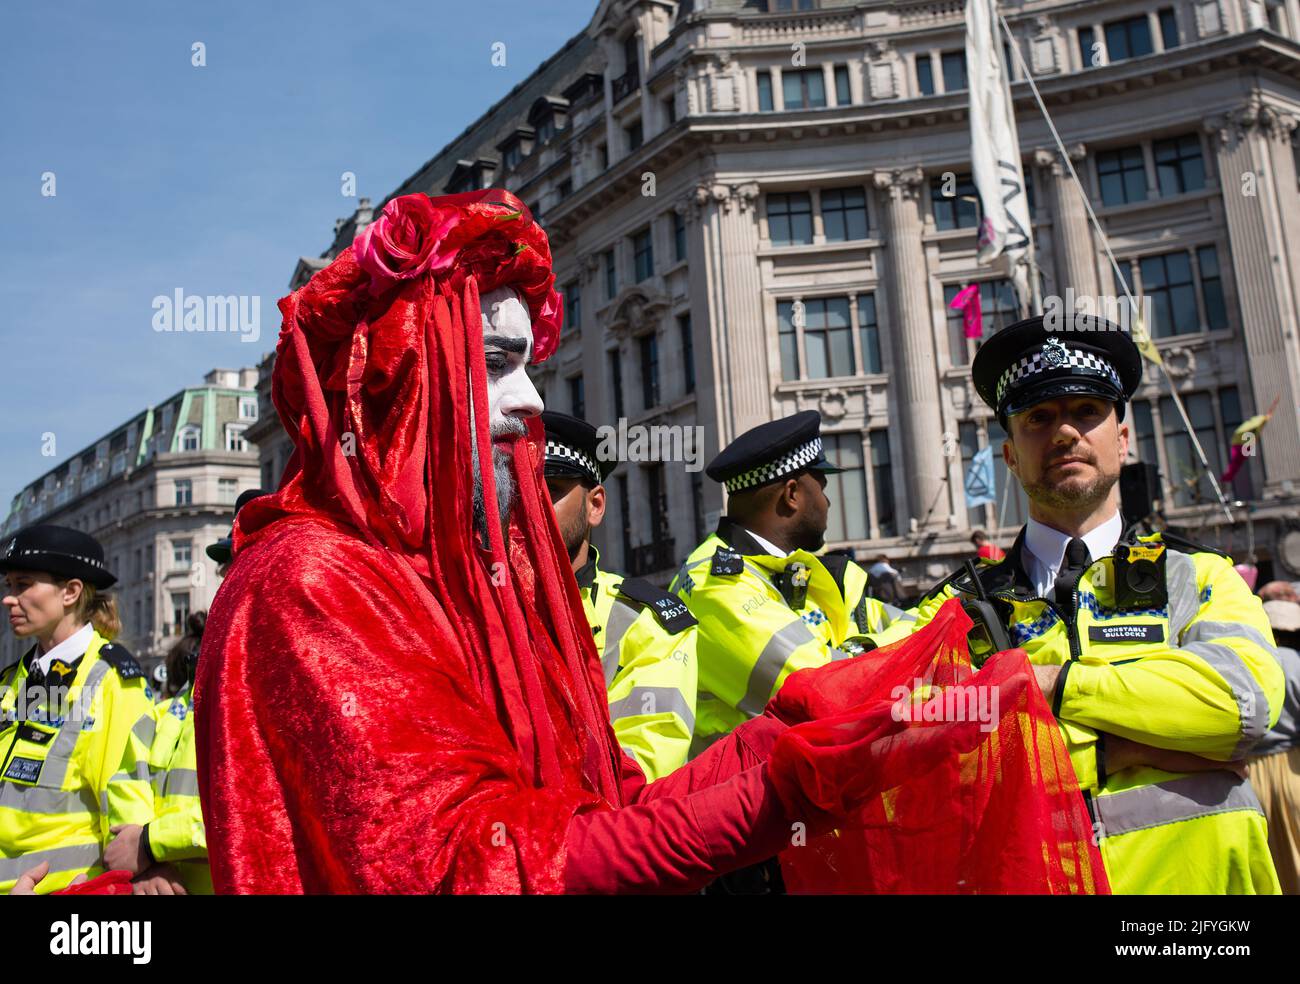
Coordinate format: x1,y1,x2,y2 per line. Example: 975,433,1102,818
1155,530,1230,559
97,642,145,681
710,546,745,576
617,578,698,634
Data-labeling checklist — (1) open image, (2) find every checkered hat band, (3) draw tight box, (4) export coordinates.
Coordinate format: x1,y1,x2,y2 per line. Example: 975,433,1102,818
1,547,107,571
996,344,1122,405
724,437,823,493
545,441,601,484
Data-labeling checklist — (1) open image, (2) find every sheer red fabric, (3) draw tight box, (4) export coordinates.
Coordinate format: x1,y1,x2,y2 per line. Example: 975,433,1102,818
768,599,1109,895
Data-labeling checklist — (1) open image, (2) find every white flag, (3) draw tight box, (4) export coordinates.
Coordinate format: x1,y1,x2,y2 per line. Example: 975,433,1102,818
966,0,1032,305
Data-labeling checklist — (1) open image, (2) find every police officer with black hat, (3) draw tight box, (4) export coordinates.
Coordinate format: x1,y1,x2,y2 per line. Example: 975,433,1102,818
0,525,156,893
542,411,698,781
913,314,1284,894
670,410,916,754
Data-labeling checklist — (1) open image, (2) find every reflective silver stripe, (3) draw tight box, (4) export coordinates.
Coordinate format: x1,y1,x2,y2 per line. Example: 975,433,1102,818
602,599,638,687
741,560,779,593
1183,620,1279,657
0,840,102,881
1094,772,1264,839
0,783,96,815
1166,551,1200,642
162,768,200,798
671,558,709,593
885,604,917,623
39,661,112,786
131,713,156,749
738,619,814,716
108,762,153,784
608,686,696,734
1181,641,1272,757
828,647,854,661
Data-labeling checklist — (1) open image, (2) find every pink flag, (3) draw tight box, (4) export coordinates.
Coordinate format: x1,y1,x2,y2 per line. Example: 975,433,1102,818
950,284,984,339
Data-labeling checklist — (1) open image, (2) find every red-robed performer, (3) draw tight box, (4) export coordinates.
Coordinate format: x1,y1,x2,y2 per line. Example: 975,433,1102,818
195,190,903,894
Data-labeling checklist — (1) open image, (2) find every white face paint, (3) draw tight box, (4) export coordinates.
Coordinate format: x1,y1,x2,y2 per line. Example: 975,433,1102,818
478,286,543,439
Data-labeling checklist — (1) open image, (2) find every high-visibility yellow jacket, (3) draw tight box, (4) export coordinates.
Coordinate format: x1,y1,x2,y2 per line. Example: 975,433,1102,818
148,681,211,894
914,527,1284,894
0,630,156,894
670,518,915,754
577,547,698,781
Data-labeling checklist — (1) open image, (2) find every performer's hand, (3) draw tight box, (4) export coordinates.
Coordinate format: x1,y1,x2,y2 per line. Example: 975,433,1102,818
1031,664,1062,703
1105,735,1247,779
10,862,89,895
10,860,49,895
132,864,188,896
105,824,151,875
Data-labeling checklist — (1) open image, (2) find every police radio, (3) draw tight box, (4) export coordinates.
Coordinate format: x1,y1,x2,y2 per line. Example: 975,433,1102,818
961,560,1012,668
1112,541,1168,612
773,561,810,610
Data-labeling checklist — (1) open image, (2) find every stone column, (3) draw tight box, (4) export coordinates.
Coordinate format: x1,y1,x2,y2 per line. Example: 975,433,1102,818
693,180,766,445
873,166,950,528
1035,144,1100,301
1205,98,1300,492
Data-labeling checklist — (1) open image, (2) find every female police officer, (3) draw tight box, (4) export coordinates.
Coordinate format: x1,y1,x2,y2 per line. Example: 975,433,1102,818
0,524,155,894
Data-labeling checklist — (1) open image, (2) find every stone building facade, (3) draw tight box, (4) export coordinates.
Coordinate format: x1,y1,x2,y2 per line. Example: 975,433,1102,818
261,0,1300,591
1,369,262,676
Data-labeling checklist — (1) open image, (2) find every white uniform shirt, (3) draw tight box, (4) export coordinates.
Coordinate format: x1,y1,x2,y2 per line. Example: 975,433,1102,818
1023,511,1124,601
33,622,95,675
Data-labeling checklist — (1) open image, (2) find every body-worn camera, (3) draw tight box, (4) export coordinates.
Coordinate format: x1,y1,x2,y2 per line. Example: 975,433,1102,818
1113,541,1168,611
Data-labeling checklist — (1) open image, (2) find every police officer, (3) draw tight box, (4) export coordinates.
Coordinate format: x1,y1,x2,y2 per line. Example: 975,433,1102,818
542,412,697,780
914,315,1284,894
125,487,268,895
0,525,156,894
671,410,915,757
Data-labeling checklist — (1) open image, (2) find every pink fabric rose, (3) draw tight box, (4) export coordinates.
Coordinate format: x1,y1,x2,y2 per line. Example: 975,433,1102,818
354,195,460,291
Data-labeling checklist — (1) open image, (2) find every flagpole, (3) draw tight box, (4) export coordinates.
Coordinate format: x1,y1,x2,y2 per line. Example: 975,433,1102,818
995,8,1234,523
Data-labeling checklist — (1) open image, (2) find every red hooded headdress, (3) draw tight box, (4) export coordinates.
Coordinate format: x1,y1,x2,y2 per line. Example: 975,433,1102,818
197,191,633,892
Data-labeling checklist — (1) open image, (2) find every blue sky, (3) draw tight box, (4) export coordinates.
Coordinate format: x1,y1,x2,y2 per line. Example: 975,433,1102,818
0,0,596,511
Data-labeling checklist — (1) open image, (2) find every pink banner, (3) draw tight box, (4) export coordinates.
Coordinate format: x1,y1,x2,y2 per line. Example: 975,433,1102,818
950,284,984,339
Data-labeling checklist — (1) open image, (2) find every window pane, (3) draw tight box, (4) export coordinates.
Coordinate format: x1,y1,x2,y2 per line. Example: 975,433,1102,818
824,433,868,542
757,71,773,112
783,72,802,109
870,431,896,536
803,299,829,379
941,51,967,91
806,70,826,108
834,65,850,105
827,297,853,376
858,294,882,374
916,56,934,95
960,422,982,529
778,301,799,381
1198,246,1227,331
1078,27,1097,68
1159,8,1179,49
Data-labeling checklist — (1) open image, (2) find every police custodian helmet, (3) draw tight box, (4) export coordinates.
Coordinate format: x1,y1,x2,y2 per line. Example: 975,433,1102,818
542,411,615,487
971,314,1143,424
706,410,844,494
0,525,117,589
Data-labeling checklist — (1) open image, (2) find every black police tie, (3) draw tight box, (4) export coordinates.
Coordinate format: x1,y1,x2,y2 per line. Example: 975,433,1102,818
1053,537,1092,609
